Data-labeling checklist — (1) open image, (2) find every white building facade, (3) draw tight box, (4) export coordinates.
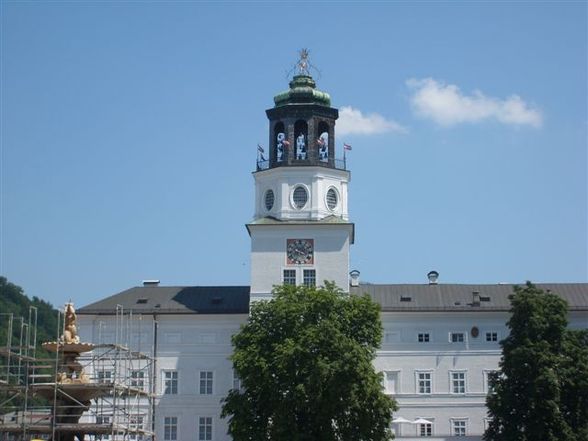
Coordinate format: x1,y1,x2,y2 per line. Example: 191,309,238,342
78,70,588,441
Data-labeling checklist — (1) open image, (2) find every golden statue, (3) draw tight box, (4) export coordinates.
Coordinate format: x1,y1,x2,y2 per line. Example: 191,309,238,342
43,302,93,384
61,302,80,344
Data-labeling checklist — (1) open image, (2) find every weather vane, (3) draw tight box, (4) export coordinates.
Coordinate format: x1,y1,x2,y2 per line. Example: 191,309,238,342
286,48,321,79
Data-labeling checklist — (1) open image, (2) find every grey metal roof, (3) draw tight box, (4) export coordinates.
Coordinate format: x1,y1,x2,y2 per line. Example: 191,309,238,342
351,283,588,312
78,286,250,315
78,283,588,315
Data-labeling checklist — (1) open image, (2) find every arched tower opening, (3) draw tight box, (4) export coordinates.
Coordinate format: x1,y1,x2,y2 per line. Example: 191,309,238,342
274,122,286,164
317,121,330,163
294,120,308,161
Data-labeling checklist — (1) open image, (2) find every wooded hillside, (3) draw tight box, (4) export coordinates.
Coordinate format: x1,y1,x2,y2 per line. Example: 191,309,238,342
0,277,59,348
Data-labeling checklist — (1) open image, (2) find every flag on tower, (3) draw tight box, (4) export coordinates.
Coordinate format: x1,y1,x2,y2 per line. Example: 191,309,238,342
344,143,352,151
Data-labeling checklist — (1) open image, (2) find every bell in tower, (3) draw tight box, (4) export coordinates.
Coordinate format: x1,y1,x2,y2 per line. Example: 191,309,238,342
259,49,342,171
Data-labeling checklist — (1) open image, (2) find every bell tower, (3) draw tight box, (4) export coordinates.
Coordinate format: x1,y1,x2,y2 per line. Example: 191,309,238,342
247,50,354,302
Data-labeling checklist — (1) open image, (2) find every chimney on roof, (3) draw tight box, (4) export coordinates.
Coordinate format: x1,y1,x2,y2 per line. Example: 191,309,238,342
427,270,439,285
142,280,160,287
349,270,360,287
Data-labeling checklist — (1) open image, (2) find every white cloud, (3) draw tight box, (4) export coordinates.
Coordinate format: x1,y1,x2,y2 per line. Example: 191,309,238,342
337,106,408,136
407,78,543,128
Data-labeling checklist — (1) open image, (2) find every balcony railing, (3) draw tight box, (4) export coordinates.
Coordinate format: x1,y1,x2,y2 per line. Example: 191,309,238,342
256,157,347,172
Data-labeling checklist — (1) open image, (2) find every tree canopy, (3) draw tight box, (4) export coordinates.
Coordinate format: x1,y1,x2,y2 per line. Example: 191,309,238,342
0,276,59,348
560,328,588,440
221,283,397,441
484,282,588,441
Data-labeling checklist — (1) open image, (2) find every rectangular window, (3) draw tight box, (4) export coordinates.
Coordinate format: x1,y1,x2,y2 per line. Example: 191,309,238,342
96,415,110,424
303,269,316,287
451,372,466,394
232,370,242,391
163,370,178,395
97,370,113,384
130,370,145,390
198,417,212,441
164,416,178,441
486,332,498,342
96,416,111,440
129,416,144,441
418,333,430,343
419,423,432,437
384,332,400,343
450,332,465,343
453,420,467,436
417,372,432,394
383,371,398,394
199,371,213,395
283,269,296,286
484,418,491,431
485,370,499,394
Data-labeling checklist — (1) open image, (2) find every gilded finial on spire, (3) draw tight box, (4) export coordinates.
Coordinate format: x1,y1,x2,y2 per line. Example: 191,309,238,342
276,49,329,107
297,48,310,75
286,48,321,80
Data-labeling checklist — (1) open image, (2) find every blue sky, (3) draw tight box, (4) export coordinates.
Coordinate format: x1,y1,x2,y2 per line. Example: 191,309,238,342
1,1,586,308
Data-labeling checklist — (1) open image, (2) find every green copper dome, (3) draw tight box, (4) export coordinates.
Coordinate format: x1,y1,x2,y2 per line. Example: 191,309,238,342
273,75,331,107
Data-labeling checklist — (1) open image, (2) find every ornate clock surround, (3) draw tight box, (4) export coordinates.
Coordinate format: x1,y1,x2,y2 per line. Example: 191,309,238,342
286,239,314,265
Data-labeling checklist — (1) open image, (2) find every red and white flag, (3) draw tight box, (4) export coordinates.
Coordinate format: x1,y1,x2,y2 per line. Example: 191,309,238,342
343,143,352,151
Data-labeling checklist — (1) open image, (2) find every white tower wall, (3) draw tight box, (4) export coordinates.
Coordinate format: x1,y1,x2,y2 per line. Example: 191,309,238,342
249,223,352,301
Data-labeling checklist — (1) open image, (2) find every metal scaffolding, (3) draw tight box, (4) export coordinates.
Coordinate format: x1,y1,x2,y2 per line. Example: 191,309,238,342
0,307,155,441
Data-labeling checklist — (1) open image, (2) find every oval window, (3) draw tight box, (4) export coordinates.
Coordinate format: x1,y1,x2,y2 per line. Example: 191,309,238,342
264,189,274,211
292,186,308,209
326,188,338,210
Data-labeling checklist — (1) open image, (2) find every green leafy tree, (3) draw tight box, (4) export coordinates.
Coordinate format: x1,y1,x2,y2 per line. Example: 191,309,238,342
222,282,397,441
0,277,59,408
0,276,59,349
560,329,588,441
485,282,577,441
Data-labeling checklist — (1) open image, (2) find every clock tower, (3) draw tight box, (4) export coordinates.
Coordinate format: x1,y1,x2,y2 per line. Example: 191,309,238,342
247,51,354,302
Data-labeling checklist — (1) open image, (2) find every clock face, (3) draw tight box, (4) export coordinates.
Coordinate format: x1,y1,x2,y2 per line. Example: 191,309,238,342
286,239,314,265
